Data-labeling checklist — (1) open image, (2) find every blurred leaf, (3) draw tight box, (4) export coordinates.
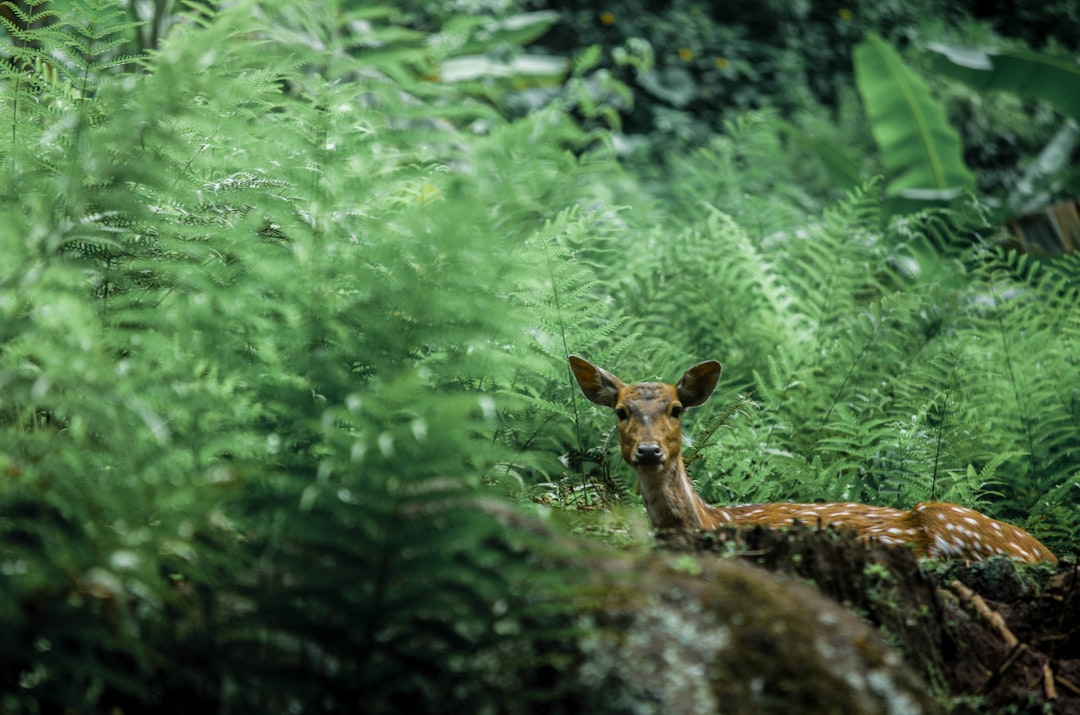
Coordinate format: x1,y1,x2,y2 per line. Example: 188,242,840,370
1006,119,1079,214
927,43,1080,120
637,65,696,107
476,10,559,48
573,44,603,76
439,53,569,83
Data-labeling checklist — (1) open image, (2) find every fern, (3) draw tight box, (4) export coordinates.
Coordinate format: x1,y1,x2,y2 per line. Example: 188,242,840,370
0,0,621,711
1,1,56,141
746,186,890,449
906,343,986,500
664,178,1079,549
56,0,144,96
645,112,829,237
612,207,807,381
502,206,637,502
962,247,1080,531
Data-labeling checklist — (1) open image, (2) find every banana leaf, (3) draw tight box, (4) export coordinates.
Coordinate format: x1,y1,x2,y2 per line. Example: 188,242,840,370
927,44,1080,120
854,34,975,214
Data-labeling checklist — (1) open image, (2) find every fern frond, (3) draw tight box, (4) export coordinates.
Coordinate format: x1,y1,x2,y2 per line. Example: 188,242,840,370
685,391,756,467
951,245,1080,529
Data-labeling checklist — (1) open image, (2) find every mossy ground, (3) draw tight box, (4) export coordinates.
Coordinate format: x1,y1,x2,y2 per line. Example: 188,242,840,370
662,525,1079,713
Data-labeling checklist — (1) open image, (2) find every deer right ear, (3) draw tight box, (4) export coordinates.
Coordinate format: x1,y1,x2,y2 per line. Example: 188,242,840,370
568,355,625,408
676,360,722,407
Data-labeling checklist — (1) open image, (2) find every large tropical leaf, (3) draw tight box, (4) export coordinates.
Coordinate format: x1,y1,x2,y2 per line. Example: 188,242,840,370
854,34,975,213
927,44,1080,120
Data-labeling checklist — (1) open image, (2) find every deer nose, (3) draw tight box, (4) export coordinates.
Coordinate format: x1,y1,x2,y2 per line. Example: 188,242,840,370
635,442,664,465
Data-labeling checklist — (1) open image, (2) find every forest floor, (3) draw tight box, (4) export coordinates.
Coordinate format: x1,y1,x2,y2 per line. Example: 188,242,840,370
657,525,1080,713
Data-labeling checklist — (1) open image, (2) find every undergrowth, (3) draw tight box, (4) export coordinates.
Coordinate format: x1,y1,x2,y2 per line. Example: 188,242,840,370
559,168,1079,552
0,1,608,711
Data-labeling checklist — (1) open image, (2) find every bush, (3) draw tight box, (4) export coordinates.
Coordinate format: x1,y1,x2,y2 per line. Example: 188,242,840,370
0,0,611,710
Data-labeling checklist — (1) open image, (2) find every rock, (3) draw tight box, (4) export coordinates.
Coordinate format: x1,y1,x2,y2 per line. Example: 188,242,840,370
561,552,934,715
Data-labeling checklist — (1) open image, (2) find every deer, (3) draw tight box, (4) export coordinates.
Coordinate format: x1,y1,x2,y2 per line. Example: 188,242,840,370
568,355,1057,563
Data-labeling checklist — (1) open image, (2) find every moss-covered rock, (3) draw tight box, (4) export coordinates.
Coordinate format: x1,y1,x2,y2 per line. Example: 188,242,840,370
560,551,933,714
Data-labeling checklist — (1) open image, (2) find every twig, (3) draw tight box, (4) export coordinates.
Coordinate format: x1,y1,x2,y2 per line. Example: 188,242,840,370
1055,674,1080,697
980,642,1028,695
949,579,1018,647
949,579,1033,696
1042,661,1057,701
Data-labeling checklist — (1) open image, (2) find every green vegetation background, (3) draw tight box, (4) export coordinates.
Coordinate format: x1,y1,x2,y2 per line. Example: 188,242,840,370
1,0,1078,711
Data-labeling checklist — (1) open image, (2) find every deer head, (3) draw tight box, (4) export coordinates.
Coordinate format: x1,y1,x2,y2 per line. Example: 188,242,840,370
568,355,721,472
569,355,722,529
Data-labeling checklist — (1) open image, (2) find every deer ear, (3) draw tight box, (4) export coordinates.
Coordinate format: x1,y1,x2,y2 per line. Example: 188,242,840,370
568,355,625,408
676,361,722,407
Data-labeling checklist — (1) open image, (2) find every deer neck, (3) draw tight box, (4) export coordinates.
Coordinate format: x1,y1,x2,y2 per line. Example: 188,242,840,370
633,456,718,531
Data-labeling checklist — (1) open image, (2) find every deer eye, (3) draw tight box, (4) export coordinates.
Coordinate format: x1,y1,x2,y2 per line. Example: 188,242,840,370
614,407,629,421
670,405,683,419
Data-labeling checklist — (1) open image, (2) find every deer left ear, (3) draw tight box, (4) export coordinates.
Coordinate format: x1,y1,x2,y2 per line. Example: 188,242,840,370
676,361,722,407
568,355,625,408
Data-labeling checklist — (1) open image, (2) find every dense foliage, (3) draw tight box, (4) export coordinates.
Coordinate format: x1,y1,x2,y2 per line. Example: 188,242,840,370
535,0,1080,208
1,0,1077,712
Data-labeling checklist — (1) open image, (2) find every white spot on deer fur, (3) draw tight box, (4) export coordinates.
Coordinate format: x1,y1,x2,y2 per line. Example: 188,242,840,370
934,534,964,557
963,516,979,526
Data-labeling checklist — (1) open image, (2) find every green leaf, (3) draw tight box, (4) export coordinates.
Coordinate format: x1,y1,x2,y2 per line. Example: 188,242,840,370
927,43,1080,120
637,66,696,107
439,54,569,84
573,44,603,76
854,34,974,213
479,10,559,48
